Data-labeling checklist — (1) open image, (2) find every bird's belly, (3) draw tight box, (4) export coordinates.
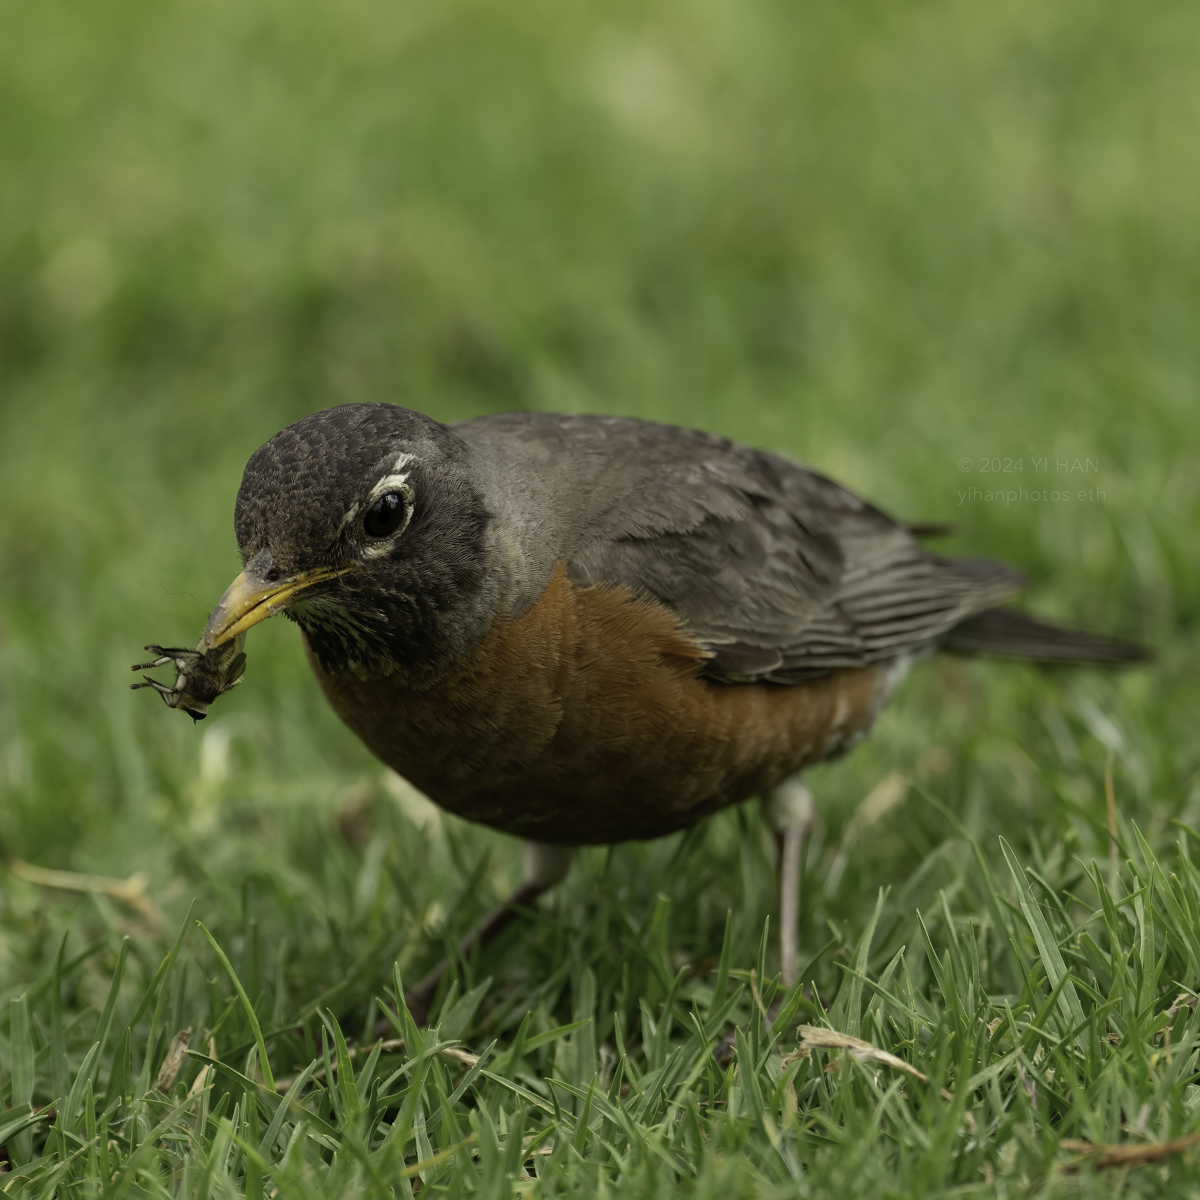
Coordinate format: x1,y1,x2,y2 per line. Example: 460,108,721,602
304,566,887,844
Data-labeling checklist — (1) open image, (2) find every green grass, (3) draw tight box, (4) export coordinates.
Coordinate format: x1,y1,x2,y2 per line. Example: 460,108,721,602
2,0,1199,1194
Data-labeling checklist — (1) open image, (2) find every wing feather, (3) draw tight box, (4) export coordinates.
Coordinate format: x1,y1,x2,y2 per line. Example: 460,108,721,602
457,413,1024,682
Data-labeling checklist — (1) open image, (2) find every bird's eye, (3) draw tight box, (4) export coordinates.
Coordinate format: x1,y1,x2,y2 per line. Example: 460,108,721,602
363,492,407,538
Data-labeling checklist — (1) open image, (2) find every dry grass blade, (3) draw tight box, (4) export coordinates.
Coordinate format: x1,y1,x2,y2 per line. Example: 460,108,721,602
155,1027,193,1092
272,1039,480,1092
188,1036,217,1100
1152,992,1197,1037
789,1025,932,1086
1060,1130,1200,1171
7,859,164,935
789,1024,967,1115
1165,993,1197,1017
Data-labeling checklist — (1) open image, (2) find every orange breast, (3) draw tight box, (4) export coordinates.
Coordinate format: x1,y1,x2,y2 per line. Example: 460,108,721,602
306,564,885,843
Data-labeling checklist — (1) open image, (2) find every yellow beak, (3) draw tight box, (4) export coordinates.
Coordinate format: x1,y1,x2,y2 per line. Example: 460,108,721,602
202,552,346,649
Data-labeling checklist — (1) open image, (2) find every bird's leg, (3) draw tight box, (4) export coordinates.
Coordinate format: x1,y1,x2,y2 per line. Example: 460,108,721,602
715,780,817,1065
396,840,575,1028
764,777,816,990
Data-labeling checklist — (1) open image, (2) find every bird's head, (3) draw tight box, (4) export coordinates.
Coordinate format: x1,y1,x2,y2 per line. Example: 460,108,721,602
202,403,489,680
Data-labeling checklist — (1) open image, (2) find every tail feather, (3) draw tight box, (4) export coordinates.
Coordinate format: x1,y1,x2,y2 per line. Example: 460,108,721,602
943,608,1150,665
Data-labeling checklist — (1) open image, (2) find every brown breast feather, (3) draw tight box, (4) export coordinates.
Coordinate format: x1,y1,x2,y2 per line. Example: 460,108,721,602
306,564,885,843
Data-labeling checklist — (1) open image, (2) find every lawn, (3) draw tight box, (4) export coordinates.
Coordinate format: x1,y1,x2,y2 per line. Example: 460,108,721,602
1,0,1199,1194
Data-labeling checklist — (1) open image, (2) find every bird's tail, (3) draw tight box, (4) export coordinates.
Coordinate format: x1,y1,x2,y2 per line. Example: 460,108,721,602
943,608,1150,665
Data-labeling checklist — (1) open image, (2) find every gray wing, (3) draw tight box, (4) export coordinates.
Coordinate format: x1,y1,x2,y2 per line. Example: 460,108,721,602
457,413,1023,682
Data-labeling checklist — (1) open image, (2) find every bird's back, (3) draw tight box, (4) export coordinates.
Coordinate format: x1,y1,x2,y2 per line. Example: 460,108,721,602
455,411,1025,681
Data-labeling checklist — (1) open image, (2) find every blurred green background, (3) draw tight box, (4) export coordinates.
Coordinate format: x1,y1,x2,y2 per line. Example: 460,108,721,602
1,0,1197,987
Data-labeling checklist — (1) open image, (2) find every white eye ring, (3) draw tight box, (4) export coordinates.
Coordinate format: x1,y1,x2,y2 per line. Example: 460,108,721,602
360,473,415,555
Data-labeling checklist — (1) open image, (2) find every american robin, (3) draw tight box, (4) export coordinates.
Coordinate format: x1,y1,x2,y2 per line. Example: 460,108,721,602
193,403,1146,1017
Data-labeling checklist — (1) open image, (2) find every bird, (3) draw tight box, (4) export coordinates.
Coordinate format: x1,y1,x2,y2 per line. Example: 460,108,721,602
196,402,1146,1019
